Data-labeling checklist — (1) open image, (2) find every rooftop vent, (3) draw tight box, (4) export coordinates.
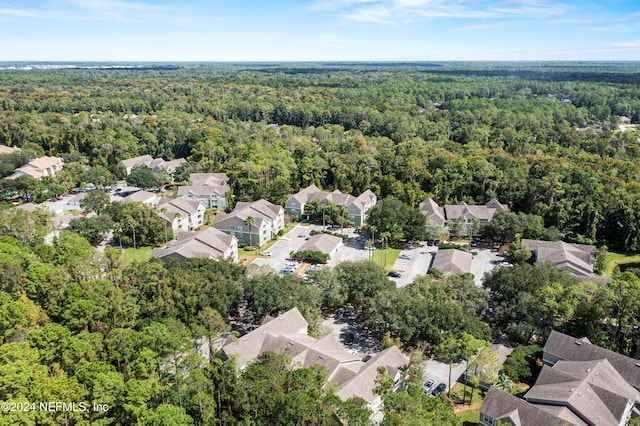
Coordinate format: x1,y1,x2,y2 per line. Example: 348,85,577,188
575,341,582,346
319,356,325,359
636,363,640,367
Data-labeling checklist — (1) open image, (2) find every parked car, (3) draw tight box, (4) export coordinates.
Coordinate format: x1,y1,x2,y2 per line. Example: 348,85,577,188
388,271,401,278
498,261,513,267
280,269,294,275
423,379,436,394
260,251,272,256
398,254,411,260
431,383,446,396
345,332,355,346
344,306,355,318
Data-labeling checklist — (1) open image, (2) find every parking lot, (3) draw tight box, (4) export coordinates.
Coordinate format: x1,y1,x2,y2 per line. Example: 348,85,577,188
423,358,467,394
43,184,143,214
252,225,372,273
322,314,380,357
470,246,503,286
390,245,437,287
252,225,505,288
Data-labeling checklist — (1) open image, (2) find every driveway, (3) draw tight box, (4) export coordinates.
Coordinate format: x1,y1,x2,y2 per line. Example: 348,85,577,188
470,247,502,287
423,358,467,393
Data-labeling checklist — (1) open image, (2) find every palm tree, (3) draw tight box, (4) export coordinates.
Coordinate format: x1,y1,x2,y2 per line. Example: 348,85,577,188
368,225,377,249
339,204,349,233
244,216,255,246
365,240,374,261
380,231,391,267
495,372,513,393
127,218,138,262
113,222,123,249
159,207,168,245
174,212,182,238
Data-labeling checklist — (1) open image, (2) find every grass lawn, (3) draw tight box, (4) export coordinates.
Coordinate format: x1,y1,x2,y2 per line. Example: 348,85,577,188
450,382,485,426
373,248,401,270
604,251,640,277
121,246,153,263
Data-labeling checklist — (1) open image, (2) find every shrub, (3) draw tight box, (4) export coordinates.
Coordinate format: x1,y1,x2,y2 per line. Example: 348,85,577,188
291,250,330,264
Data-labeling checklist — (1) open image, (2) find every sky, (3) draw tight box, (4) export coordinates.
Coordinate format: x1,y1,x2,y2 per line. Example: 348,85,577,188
0,0,639,61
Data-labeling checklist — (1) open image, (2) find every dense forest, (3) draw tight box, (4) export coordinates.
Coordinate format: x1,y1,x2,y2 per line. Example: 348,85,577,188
1,63,640,249
1,62,640,425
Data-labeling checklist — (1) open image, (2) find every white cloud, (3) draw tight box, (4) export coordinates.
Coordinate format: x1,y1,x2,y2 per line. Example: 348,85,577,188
456,24,491,31
315,0,568,24
311,0,379,12
0,8,40,17
69,0,159,12
611,40,640,48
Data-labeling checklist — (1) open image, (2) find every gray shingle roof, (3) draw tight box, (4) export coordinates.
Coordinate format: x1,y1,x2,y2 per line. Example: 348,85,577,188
118,155,153,168
432,249,473,274
522,239,595,277
544,330,640,391
336,346,408,403
481,387,572,426
151,227,236,261
222,308,408,404
189,173,229,187
297,233,342,256
289,184,321,204
419,197,445,222
349,189,377,211
419,198,507,222
215,199,283,229
120,190,157,204
157,195,203,221
178,173,230,197
525,359,639,426
222,308,308,369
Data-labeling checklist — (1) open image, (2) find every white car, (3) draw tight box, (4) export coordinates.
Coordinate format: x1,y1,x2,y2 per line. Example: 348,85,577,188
261,251,272,256
423,378,436,394
398,254,411,260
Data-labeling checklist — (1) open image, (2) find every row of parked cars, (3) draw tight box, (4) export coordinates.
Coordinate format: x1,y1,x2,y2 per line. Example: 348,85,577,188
423,379,446,396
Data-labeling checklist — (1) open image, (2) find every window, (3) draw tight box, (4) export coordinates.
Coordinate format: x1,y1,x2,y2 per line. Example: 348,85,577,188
237,226,243,231
480,413,494,425
230,225,235,230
